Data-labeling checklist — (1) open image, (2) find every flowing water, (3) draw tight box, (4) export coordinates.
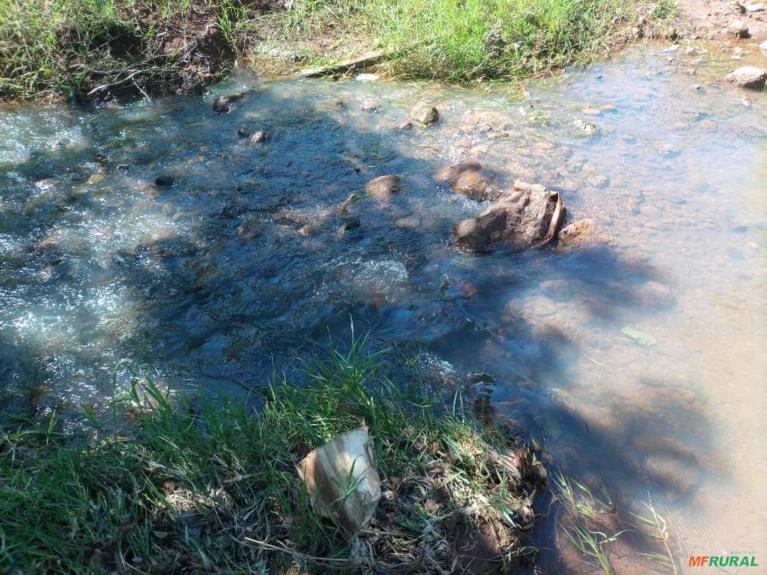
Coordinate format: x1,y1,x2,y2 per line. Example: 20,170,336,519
1,44,765,572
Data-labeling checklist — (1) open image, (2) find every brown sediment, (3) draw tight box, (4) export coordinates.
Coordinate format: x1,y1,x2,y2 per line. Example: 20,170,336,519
675,0,767,41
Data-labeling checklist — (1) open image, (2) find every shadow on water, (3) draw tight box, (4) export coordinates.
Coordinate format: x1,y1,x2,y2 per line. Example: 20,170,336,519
0,75,718,572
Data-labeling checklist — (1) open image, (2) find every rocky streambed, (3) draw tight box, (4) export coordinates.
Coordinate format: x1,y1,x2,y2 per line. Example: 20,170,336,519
1,42,766,571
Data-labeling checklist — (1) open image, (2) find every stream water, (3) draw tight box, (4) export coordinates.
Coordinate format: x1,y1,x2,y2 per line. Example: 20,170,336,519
1,44,765,572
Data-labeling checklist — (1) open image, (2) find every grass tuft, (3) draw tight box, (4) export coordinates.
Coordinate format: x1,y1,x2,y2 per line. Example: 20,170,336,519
630,494,680,574
551,472,625,574
552,472,680,575
0,335,545,573
0,0,252,100
278,0,677,82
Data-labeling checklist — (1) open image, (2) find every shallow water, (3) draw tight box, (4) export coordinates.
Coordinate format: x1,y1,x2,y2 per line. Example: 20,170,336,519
1,44,765,571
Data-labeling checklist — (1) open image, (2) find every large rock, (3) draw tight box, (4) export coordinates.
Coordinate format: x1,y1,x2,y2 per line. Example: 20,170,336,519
453,182,566,252
410,102,440,125
437,161,498,202
725,66,767,90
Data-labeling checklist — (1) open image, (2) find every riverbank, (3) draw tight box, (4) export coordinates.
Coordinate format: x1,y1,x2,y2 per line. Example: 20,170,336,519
0,341,546,574
0,0,677,102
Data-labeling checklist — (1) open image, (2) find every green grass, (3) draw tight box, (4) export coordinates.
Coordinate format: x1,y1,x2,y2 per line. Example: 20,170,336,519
279,0,678,82
552,472,625,574
552,472,680,575
630,495,680,574
0,0,251,100
0,335,543,573
0,0,676,100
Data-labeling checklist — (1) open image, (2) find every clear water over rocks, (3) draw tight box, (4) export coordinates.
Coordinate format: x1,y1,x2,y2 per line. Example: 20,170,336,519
1,45,765,568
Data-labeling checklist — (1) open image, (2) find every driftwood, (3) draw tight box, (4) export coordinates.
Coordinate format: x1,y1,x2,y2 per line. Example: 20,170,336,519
295,50,388,78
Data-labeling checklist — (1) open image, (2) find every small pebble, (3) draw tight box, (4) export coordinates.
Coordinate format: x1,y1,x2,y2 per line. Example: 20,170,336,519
340,217,361,233
212,96,231,113
155,175,175,188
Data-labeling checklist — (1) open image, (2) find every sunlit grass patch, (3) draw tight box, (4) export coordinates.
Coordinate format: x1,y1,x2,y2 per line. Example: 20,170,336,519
0,335,545,573
1,0,676,99
279,0,677,82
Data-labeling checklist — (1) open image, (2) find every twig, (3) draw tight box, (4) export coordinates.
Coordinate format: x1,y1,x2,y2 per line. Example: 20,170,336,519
584,355,608,368
242,537,350,565
132,78,151,101
296,49,388,78
87,69,144,96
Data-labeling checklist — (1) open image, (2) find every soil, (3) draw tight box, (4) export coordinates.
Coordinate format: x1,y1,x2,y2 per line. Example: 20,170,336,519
676,0,767,41
74,1,288,101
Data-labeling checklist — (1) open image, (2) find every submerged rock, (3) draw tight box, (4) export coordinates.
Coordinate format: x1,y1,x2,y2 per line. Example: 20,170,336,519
437,160,482,182
237,216,263,239
725,66,767,90
394,215,421,229
250,130,267,144
338,192,360,215
410,102,440,125
454,181,565,252
212,92,246,113
573,119,599,137
339,217,361,233
154,174,175,188
638,280,674,307
556,219,608,252
343,259,408,301
365,175,401,205
453,171,493,202
437,161,497,202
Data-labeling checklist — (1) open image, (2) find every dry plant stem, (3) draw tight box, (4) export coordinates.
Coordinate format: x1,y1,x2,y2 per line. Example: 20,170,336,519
243,537,350,565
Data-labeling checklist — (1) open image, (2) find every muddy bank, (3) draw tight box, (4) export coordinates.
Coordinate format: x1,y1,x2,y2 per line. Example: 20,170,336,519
3,0,766,104
0,1,285,102
676,0,767,41
1,0,681,103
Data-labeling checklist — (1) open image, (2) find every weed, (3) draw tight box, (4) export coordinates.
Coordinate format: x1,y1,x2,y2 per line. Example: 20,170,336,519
552,473,680,575
561,521,627,575
552,471,626,574
279,0,677,82
630,494,680,574
552,471,614,521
